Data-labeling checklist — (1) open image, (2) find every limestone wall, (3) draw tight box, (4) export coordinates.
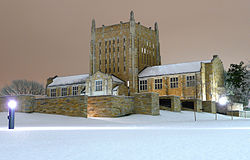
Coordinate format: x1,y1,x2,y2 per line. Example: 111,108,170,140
160,95,181,112
34,96,87,117
87,95,134,117
1,93,159,118
134,92,159,115
202,101,216,113
181,99,202,112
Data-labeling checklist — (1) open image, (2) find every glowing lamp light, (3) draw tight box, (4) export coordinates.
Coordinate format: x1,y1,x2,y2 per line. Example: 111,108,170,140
8,100,17,109
219,97,228,106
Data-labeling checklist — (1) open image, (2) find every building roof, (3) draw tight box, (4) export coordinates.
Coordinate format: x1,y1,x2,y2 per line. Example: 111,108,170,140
138,60,211,78
111,75,124,83
48,73,123,87
48,74,89,87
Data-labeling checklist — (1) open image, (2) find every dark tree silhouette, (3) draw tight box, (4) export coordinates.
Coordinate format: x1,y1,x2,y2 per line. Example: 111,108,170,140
0,80,45,96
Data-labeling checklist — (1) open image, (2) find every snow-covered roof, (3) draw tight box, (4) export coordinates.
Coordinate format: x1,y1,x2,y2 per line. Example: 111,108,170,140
111,75,123,83
139,60,211,78
48,74,89,87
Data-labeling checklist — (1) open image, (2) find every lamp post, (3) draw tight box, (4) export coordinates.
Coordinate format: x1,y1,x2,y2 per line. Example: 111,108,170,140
219,96,230,119
7,100,17,129
127,81,130,96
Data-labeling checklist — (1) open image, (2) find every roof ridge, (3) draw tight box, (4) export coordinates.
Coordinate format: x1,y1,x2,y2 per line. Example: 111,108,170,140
55,74,89,78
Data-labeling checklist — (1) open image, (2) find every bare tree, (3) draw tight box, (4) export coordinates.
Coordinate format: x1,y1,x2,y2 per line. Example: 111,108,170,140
0,80,45,96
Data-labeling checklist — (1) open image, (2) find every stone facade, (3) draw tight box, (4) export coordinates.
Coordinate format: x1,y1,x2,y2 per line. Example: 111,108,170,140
134,92,160,115
181,99,202,112
87,95,133,117
202,101,216,113
0,95,88,117
35,96,88,117
46,84,86,97
159,95,181,112
227,111,250,118
85,71,126,96
90,11,160,94
88,92,160,117
0,93,159,117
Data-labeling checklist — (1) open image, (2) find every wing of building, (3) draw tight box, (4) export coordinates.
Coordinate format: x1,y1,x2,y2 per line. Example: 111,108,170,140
138,55,225,102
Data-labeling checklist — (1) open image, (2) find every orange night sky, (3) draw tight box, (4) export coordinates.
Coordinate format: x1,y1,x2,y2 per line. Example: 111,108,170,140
0,0,249,89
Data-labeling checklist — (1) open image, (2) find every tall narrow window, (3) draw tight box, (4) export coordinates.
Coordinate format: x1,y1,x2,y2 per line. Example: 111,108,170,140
105,40,107,73
113,39,115,72
170,77,178,88
139,80,148,91
109,40,111,72
50,88,56,97
99,42,101,70
95,80,102,91
186,75,196,87
117,37,120,72
72,86,78,96
155,79,162,89
123,37,126,72
61,87,67,96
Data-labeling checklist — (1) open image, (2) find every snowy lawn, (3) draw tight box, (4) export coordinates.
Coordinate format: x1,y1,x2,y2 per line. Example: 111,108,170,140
0,111,250,160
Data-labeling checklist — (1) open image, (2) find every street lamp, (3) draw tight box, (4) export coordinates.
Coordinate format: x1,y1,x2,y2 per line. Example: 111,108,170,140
219,96,228,106
7,100,17,129
127,81,130,96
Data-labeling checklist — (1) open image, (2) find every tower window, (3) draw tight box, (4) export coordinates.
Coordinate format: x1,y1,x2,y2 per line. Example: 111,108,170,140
113,39,115,52
123,37,126,72
99,42,101,70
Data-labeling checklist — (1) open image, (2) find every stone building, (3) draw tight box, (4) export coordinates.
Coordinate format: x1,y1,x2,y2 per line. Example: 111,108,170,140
46,11,225,103
46,74,89,97
138,55,224,102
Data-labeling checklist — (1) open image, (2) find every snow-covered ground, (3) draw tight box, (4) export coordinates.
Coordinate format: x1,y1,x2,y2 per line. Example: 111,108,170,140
0,111,250,160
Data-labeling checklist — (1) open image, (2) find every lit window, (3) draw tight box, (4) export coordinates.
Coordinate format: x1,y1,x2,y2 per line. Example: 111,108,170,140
50,88,56,97
61,87,67,96
186,76,196,87
95,80,102,91
139,80,148,91
72,86,78,96
170,77,178,88
155,79,162,89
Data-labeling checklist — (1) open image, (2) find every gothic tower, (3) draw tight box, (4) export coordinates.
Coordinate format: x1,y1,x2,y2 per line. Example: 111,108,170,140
89,11,161,94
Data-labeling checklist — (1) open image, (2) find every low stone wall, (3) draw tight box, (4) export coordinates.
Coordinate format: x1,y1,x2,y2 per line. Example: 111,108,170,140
202,101,216,113
227,111,250,118
0,95,34,112
134,92,160,115
159,95,181,112
35,96,88,117
181,99,202,112
87,95,134,117
0,93,159,118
